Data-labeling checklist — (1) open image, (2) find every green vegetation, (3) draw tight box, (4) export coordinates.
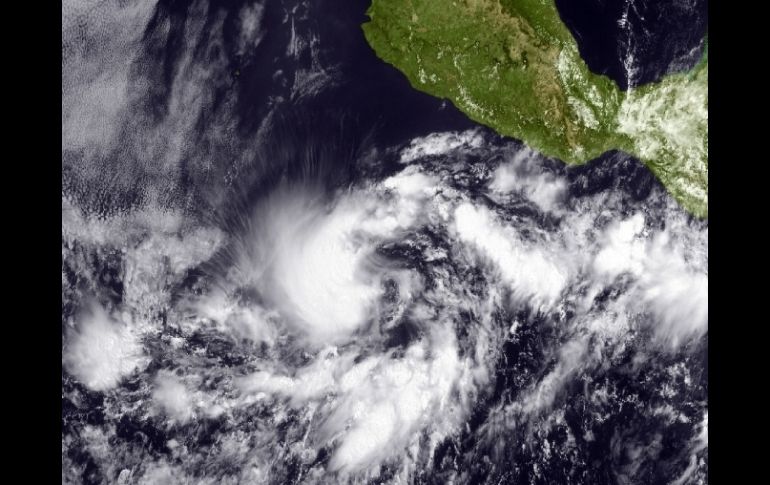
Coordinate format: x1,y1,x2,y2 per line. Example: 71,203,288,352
362,0,708,217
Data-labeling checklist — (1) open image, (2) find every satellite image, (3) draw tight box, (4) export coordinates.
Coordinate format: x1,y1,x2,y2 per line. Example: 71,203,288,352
62,0,708,483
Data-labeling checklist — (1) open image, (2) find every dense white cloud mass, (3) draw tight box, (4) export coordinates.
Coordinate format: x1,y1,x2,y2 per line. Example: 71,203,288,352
488,148,568,213
268,198,384,342
63,126,707,484
153,371,194,423
454,202,570,307
64,304,149,392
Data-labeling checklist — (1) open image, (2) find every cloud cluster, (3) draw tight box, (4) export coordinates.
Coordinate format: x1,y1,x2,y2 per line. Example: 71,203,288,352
63,125,707,483
64,303,149,391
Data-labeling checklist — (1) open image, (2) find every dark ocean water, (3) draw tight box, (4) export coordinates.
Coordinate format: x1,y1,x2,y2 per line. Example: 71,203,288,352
62,0,709,219
120,0,709,212
555,0,708,90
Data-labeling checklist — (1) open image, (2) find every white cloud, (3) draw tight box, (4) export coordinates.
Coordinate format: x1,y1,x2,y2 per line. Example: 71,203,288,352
453,202,569,307
236,347,351,406
382,166,439,198
228,173,443,346
237,2,265,56
62,0,157,155
153,371,194,423
500,337,589,420
638,240,708,347
324,329,464,474
592,213,648,278
190,289,279,345
64,303,149,391
266,196,384,343
399,130,484,164
63,120,708,482
62,0,253,213
237,325,470,476
488,148,567,213
670,412,708,485
122,226,225,318
591,214,708,346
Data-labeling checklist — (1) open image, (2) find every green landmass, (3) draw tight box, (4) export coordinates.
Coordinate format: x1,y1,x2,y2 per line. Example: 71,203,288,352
362,0,708,217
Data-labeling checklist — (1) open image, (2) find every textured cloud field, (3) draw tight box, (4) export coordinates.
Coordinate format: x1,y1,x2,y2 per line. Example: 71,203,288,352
62,1,707,484
63,126,707,483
